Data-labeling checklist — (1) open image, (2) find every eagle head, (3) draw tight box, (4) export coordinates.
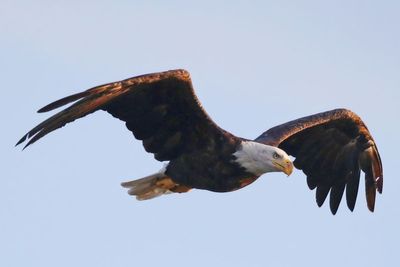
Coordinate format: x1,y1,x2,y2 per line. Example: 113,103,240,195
233,141,293,176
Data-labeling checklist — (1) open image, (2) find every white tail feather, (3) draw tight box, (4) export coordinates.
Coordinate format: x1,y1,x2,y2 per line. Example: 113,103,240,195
121,167,172,200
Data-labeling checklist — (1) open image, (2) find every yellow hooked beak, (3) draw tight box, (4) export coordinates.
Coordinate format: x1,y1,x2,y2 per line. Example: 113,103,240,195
273,159,294,176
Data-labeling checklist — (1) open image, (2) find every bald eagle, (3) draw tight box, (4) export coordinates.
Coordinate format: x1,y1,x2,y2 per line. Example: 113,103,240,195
17,69,383,214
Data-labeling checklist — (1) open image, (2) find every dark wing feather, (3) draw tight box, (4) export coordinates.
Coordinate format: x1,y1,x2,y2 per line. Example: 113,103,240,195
255,109,383,214
17,69,229,161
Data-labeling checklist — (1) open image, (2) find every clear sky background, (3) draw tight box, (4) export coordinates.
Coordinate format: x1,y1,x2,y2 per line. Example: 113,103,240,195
2,1,399,266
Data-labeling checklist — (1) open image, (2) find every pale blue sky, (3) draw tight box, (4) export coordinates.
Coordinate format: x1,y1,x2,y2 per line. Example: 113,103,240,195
2,1,399,266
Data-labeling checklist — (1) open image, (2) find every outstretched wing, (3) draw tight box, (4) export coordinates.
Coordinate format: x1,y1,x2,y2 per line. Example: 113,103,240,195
17,69,232,161
255,109,383,214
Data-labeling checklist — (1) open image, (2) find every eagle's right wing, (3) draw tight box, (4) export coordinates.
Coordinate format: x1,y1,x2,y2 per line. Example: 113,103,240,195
255,109,383,214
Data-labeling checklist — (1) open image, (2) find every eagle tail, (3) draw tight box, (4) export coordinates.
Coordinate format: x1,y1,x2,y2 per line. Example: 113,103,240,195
121,168,183,200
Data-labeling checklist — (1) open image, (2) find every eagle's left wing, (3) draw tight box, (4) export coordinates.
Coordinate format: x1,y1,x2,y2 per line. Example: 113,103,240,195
255,109,382,214
16,70,236,163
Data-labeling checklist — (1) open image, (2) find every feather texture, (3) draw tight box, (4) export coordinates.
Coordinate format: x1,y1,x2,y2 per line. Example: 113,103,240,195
256,109,383,214
17,70,383,214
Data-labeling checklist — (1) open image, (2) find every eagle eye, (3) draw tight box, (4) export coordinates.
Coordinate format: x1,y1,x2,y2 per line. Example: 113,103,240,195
273,152,280,159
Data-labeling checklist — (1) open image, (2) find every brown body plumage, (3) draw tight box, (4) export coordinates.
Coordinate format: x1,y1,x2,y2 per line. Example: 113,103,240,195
17,69,383,214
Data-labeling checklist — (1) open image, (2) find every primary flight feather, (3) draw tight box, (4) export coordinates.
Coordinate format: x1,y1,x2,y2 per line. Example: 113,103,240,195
17,69,383,214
